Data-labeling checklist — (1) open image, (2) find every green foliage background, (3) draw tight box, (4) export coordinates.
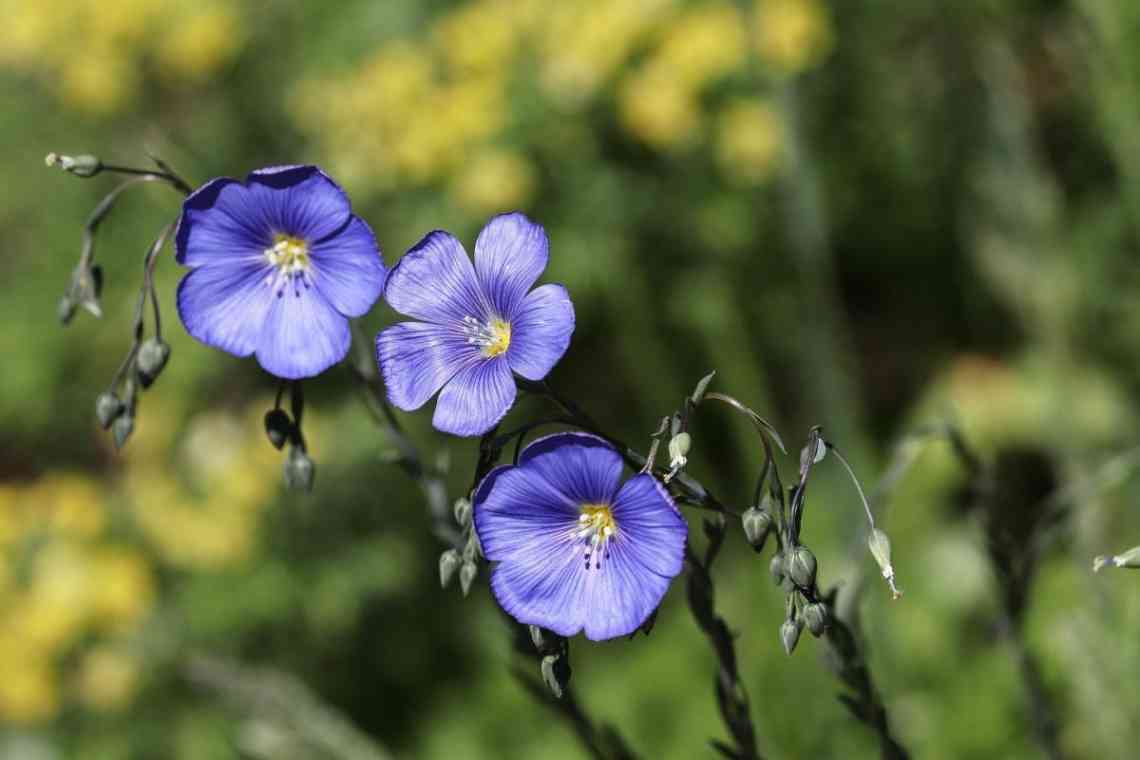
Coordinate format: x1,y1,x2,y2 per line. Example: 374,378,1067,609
2,0,1140,758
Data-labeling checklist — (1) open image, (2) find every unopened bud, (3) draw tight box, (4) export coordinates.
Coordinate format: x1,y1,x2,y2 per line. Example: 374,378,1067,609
788,546,817,588
668,432,691,470
1093,546,1140,572
439,549,461,588
780,618,803,655
769,551,785,586
95,392,124,429
691,370,716,405
135,338,171,388
541,653,571,698
742,507,772,549
868,528,902,599
459,561,478,596
283,446,315,492
800,438,826,471
45,153,103,178
453,497,472,527
529,625,547,652
111,414,134,451
263,409,292,450
803,602,828,637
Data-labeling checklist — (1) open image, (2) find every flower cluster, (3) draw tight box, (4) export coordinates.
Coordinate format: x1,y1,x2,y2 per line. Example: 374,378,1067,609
172,165,690,639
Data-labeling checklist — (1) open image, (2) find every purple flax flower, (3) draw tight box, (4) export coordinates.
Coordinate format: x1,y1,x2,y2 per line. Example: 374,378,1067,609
376,213,574,436
175,165,386,379
473,432,688,641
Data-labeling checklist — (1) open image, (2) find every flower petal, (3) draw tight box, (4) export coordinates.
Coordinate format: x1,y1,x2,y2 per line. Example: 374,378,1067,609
432,357,516,436
376,322,475,412
506,283,575,381
490,542,590,638
517,432,624,505
310,215,387,317
474,212,549,318
255,285,351,379
611,474,688,578
579,543,675,641
175,178,271,268
384,231,490,324
246,165,353,243
176,261,273,357
475,465,579,563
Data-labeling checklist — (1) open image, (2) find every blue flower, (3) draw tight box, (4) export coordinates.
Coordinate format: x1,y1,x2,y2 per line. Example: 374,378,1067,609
376,213,575,437
473,432,688,641
175,165,387,379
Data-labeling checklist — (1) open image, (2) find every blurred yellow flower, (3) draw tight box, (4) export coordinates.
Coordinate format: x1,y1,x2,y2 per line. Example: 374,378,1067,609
41,474,106,538
76,646,140,712
0,657,59,724
755,0,834,75
654,2,747,90
157,6,243,81
715,98,782,184
452,148,537,213
618,63,701,149
89,549,155,632
58,49,136,114
435,0,522,75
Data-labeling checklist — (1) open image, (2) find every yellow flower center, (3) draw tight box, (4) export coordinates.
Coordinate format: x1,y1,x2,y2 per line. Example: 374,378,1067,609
265,234,310,273
577,503,618,569
461,316,511,358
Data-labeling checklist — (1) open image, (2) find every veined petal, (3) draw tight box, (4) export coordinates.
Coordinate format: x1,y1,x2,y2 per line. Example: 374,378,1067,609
432,357,516,436
175,178,272,268
474,212,549,318
518,432,624,505
246,165,353,243
579,542,675,641
310,215,387,317
611,474,687,577
376,322,476,412
475,465,580,563
384,231,490,324
176,261,273,357
490,542,590,638
255,284,351,379
506,283,575,381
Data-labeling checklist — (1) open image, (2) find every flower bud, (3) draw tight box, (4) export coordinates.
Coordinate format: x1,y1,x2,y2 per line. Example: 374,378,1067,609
769,551,785,585
111,414,134,451
95,392,124,430
1093,546,1140,572
453,497,473,527
541,654,569,699
803,602,828,637
780,618,803,655
263,409,292,450
668,432,691,470
459,561,478,597
868,528,901,598
439,549,461,588
529,625,547,652
135,338,171,388
742,507,772,549
283,446,315,492
45,152,103,178
788,546,817,588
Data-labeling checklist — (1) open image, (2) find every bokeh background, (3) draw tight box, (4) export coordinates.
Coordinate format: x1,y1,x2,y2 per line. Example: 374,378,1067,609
3,0,1140,757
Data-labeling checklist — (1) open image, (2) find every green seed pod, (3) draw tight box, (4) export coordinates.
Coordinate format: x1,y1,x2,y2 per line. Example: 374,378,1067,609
742,507,772,549
111,414,134,451
780,618,803,655
803,602,828,637
788,546,817,588
95,392,124,430
135,338,171,388
769,551,785,586
283,446,315,492
439,549,461,589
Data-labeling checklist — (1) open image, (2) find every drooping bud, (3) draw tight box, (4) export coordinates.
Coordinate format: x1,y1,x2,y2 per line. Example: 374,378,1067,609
742,506,772,550
769,551,785,586
690,370,717,405
868,528,902,599
111,414,134,451
459,561,478,596
1093,546,1140,573
668,432,691,470
453,497,473,527
529,625,547,652
780,618,803,655
45,152,103,178
263,409,292,450
283,446,315,492
135,338,171,388
95,392,124,429
803,602,828,637
788,546,817,588
439,549,461,588
540,654,570,699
